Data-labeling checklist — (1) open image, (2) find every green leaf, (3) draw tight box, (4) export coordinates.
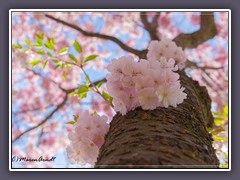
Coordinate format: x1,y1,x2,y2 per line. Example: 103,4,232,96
76,85,89,94
60,63,65,69
214,118,224,126
102,91,113,106
55,64,60,69
222,105,228,117
73,115,78,122
90,111,97,116
62,71,67,80
59,47,68,54
36,37,42,45
109,96,113,107
47,52,52,57
22,49,27,53
12,44,22,49
35,50,45,55
44,42,54,50
97,81,104,88
25,39,31,47
85,75,90,83
79,92,87,99
68,54,78,63
102,91,110,99
66,64,72,69
207,127,213,133
69,85,89,98
213,135,228,141
73,40,82,53
65,121,76,125
43,60,48,69
220,164,228,168
29,60,41,67
37,33,44,41
52,59,60,63
49,38,54,47
33,42,42,47
213,127,225,134
84,54,98,63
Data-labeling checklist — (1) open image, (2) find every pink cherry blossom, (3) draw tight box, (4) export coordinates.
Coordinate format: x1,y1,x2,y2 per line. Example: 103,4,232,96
113,97,128,115
67,111,109,166
156,82,187,108
138,87,160,110
67,137,99,166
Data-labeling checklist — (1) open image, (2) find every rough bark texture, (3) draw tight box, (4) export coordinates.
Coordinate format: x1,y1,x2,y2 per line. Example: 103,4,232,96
95,72,219,168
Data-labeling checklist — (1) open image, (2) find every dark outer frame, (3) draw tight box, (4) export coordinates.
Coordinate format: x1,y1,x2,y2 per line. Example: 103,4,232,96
0,0,237,179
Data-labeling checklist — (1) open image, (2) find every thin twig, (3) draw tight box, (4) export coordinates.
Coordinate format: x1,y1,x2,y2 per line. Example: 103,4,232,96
140,12,160,40
45,14,146,58
12,94,68,143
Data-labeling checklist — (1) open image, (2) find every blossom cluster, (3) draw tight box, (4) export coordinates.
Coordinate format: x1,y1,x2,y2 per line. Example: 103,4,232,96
66,111,109,166
106,39,187,115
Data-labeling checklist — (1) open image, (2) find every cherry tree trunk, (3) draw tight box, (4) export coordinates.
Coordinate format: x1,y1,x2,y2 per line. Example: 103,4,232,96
95,72,219,168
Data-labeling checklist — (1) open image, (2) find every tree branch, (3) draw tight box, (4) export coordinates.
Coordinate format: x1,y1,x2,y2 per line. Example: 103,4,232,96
65,78,107,94
14,104,53,114
12,78,107,143
26,68,69,93
185,59,224,71
173,12,217,49
140,12,160,40
12,94,68,143
45,14,146,58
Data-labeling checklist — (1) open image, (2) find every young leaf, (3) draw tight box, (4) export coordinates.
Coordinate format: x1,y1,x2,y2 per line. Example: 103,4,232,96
68,54,78,63
25,39,31,47
90,111,97,116
213,135,228,141
207,127,213,133
22,49,27,53
44,42,54,50
47,52,52,57
102,91,113,106
30,60,41,67
84,54,98,63
35,50,45,55
36,37,43,45
73,115,78,122
37,33,45,41
52,59,60,63
222,105,228,117
59,47,68,55
62,71,67,80
213,127,225,134
43,60,48,69
12,44,22,49
76,85,89,94
214,118,224,126
33,42,42,47
49,38,54,47
109,96,113,107
55,64,60,69
65,121,76,125
73,40,82,53
85,75,90,83
66,64,72,69
97,81,104,88
79,92,87,99
60,63,65,69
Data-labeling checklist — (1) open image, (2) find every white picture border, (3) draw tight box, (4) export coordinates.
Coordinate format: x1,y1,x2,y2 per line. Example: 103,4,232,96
9,9,231,171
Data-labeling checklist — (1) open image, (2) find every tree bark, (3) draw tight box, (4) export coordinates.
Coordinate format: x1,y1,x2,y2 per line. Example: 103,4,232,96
95,72,219,168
